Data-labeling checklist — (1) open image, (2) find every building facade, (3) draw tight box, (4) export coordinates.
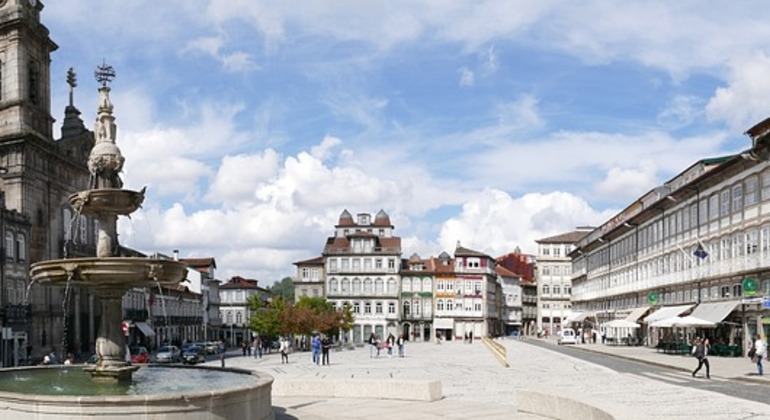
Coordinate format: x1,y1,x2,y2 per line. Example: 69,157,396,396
399,254,434,342
292,256,325,302
497,249,536,336
535,228,590,336
219,276,270,347
570,117,770,351
323,209,401,344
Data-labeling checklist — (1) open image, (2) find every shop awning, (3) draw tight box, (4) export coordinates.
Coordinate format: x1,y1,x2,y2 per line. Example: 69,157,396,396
135,322,155,337
624,306,652,323
643,304,695,325
689,300,740,324
434,318,454,329
564,312,594,323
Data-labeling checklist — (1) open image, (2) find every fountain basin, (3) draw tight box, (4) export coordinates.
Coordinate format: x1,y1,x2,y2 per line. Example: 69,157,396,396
0,365,274,420
30,257,187,290
69,188,145,216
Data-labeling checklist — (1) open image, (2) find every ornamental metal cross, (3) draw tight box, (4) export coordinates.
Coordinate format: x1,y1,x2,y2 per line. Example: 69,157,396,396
94,61,116,87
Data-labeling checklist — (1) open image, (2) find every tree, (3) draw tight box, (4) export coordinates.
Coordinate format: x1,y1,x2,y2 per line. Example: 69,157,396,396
270,276,295,301
247,295,283,338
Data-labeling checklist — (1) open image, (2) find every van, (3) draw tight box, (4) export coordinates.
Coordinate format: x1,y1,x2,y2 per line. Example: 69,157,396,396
558,328,578,345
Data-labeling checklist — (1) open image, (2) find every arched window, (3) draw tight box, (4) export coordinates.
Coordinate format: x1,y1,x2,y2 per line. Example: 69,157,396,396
352,278,361,295
15,233,25,262
412,278,421,292
364,279,373,295
375,279,384,295
403,300,411,316
402,277,412,292
329,279,338,293
236,312,243,325
341,278,350,294
437,299,444,311
4,231,13,261
387,278,396,294
413,298,421,316
423,278,431,291
226,311,233,324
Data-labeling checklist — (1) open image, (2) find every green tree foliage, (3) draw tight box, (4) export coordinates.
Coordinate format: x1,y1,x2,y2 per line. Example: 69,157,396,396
247,295,356,338
270,276,295,301
247,295,283,337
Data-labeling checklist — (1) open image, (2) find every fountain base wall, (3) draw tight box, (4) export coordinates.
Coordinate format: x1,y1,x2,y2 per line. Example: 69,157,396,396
0,367,274,420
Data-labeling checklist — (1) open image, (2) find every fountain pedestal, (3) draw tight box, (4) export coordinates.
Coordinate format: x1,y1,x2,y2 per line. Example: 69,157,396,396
83,288,138,383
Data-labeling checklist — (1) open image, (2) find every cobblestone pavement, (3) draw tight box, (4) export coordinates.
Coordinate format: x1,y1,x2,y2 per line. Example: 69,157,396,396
222,338,770,419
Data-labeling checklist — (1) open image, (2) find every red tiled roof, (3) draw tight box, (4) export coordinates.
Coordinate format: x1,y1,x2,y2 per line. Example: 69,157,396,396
179,257,217,270
221,276,259,289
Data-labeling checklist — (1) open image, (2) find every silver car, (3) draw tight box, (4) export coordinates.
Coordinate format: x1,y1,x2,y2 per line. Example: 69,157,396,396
155,345,181,363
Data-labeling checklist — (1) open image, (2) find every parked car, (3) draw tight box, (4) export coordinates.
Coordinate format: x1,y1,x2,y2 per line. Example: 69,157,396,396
130,346,150,364
155,345,181,363
558,328,578,345
202,342,219,355
182,346,206,364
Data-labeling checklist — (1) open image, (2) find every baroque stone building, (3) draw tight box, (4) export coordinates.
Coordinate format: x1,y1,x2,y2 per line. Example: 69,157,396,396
0,1,98,363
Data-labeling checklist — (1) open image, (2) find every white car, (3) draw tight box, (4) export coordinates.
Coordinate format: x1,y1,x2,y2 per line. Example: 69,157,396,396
558,328,578,345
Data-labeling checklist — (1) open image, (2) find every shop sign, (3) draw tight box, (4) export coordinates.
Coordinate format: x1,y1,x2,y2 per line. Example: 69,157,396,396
744,277,758,296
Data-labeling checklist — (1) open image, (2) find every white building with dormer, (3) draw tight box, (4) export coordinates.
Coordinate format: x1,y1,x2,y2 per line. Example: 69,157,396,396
323,209,402,344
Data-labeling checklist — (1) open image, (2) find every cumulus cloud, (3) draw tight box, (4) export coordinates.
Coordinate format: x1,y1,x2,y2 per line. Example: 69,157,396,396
595,161,659,202
438,189,613,256
706,53,770,132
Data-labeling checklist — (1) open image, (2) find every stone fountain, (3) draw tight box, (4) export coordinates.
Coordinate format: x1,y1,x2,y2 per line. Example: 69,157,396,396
0,64,274,420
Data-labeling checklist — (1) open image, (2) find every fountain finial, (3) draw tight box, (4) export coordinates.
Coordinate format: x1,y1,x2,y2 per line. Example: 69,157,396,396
88,61,123,189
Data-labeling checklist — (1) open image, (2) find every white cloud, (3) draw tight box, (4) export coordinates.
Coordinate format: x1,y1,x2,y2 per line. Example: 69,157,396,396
657,95,703,129
481,45,499,75
496,94,544,132
310,136,342,161
458,67,475,87
706,53,770,132
595,161,659,202
438,189,613,256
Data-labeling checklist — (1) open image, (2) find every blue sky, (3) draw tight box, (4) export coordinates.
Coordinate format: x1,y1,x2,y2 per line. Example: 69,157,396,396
40,1,770,284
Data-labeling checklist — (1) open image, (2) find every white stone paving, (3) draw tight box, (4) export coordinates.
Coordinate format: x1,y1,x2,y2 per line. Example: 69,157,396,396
222,338,770,419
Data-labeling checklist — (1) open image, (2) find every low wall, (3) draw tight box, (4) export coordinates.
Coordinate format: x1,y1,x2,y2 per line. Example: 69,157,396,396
517,389,616,420
273,379,442,402
482,337,509,367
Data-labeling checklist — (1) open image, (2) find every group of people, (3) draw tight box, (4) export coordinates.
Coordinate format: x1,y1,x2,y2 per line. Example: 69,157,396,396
691,333,770,379
368,332,406,358
310,334,334,365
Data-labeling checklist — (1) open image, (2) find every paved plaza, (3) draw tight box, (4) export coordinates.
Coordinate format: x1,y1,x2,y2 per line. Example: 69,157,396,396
222,338,770,419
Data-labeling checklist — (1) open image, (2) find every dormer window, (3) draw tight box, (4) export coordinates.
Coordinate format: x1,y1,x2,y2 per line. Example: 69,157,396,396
358,214,371,225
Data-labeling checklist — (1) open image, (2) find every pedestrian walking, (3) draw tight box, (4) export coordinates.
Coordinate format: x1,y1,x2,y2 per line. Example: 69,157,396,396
397,333,405,358
311,333,322,365
753,334,766,375
254,337,262,359
386,333,395,357
321,335,332,365
368,332,378,358
691,337,710,378
279,337,290,364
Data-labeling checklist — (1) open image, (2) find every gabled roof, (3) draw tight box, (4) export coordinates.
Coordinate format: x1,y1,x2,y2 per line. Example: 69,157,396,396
221,276,261,289
323,235,401,253
496,265,518,278
454,243,490,258
180,257,217,271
